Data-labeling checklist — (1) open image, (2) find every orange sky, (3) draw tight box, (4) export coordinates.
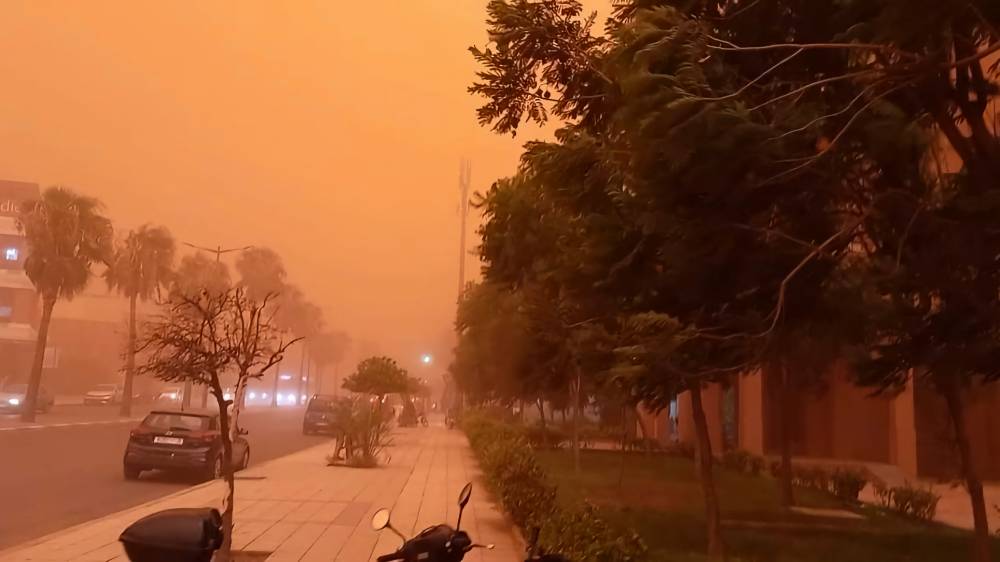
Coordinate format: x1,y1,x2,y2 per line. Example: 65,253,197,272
0,1,607,372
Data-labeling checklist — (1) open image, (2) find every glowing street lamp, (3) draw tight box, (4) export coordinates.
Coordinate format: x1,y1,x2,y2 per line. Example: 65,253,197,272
420,353,433,365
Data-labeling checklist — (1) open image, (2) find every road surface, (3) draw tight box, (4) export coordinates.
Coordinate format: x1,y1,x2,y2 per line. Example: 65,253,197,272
0,405,329,550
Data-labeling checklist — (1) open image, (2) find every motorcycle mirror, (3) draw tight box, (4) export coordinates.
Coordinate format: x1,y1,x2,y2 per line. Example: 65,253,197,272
457,482,472,508
371,509,391,531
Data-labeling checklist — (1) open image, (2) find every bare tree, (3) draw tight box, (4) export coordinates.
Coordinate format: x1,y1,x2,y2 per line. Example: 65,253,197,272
137,287,297,561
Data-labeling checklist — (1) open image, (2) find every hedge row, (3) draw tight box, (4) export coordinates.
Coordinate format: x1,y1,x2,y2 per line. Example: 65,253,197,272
462,414,646,562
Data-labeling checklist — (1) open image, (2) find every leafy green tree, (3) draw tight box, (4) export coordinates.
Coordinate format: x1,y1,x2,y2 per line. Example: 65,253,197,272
342,356,415,401
104,224,176,417
17,187,113,422
471,2,1000,559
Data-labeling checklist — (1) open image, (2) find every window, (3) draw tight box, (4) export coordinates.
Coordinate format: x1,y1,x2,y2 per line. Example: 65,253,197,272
141,413,210,431
0,306,11,319
3,247,17,261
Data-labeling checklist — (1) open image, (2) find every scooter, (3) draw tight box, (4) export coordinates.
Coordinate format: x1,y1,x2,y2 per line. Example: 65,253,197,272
371,483,494,562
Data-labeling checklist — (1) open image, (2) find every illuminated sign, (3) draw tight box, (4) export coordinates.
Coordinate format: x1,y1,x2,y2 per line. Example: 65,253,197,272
4,247,17,261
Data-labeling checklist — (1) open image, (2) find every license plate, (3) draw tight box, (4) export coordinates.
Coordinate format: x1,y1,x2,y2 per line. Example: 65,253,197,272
154,436,184,445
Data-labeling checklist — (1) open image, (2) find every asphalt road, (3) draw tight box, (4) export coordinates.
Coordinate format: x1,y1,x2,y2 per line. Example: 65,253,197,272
0,406,329,550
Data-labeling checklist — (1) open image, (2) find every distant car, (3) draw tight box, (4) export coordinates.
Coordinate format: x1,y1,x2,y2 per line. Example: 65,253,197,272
302,395,339,435
123,409,250,481
84,383,124,405
0,384,54,413
156,387,183,404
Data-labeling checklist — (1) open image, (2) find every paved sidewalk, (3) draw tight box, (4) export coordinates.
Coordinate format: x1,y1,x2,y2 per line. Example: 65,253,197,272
0,426,522,562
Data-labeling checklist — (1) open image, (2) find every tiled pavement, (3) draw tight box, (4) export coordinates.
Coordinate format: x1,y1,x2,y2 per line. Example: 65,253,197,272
0,425,523,562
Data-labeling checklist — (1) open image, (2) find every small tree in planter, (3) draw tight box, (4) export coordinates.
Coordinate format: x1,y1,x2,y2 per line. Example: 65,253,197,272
325,395,393,467
137,288,296,562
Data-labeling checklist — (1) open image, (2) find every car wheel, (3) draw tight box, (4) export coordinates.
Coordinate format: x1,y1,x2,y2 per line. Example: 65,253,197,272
240,448,250,471
124,465,142,480
205,454,223,481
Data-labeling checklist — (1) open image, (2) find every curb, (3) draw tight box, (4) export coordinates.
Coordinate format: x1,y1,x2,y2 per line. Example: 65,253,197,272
0,440,334,559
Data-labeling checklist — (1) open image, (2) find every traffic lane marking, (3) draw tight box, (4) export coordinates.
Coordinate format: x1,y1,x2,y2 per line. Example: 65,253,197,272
0,418,144,431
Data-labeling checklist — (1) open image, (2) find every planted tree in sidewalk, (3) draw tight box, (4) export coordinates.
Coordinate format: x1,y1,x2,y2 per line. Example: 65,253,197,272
17,187,113,422
342,356,415,402
137,287,296,561
105,224,176,417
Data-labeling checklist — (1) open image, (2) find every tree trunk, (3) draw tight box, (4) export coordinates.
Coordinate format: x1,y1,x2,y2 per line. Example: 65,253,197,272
778,361,796,508
120,295,137,417
572,367,582,474
943,378,992,562
271,357,283,407
22,297,55,423
296,346,307,406
690,384,725,561
201,384,209,408
537,399,546,430
635,403,653,454
316,363,324,395
619,404,629,491
182,380,192,409
212,380,236,561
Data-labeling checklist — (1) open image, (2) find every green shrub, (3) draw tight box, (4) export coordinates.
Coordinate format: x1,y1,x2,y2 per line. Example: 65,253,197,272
541,502,646,562
830,468,868,503
663,441,694,458
461,412,646,562
794,466,831,491
873,481,940,520
524,425,569,449
625,437,663,452
720,449,765,476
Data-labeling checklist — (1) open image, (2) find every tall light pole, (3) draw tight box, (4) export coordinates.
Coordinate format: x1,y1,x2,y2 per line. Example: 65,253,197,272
180,241,253,409
458,159,471,302
456,159,471,413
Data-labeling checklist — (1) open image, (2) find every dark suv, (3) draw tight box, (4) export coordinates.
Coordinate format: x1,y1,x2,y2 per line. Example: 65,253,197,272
302,395,339,435
123,409,250,481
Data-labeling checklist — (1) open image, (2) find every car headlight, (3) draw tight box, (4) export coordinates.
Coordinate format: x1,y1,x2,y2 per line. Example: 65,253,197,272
8,398,20,406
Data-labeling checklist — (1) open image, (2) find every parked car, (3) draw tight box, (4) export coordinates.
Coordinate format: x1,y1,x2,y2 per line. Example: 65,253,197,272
0,384,54,413
123,409,250,481
302,394,339,435
84,383,124,405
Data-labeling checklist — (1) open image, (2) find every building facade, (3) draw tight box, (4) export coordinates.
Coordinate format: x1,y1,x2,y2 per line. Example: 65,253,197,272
0,180,133,394
0,180,40,388
642,363,1000,481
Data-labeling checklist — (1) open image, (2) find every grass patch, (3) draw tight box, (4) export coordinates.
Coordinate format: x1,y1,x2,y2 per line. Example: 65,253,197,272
537,449,1000,562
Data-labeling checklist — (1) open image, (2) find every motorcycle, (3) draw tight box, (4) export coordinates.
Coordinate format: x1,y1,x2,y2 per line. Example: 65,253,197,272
372,482,494,562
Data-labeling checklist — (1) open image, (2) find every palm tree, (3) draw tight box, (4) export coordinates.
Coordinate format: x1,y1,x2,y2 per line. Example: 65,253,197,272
17,187,112,422
105,225,176,417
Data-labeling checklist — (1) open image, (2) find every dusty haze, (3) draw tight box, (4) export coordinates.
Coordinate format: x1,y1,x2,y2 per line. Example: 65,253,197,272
0,1,607,371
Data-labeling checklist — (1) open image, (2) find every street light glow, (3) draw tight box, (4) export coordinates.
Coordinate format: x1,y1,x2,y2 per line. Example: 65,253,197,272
421,353,433,365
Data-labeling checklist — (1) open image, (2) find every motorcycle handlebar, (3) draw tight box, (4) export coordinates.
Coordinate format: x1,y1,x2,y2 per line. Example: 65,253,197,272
376,552,404,562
